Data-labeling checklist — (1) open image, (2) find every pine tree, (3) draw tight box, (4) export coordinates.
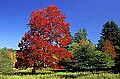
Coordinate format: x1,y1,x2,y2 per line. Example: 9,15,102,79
101,21,120,46
98,21,120,57
98,20,120,72
74,28,87,43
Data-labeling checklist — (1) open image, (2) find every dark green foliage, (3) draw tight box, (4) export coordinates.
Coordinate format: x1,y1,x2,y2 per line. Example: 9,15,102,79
98,20,120,72
73,42,95,69
0,48,14,73
90,51,115,69
101,21,120,45
114,45,120,72
73,48,114,69
98,21,120,50
70,32,74,42
97,36,105,51
65,40,115,70
74,28,87,43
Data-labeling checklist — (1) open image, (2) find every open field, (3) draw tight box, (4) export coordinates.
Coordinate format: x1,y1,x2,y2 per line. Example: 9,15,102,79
0,70,120,79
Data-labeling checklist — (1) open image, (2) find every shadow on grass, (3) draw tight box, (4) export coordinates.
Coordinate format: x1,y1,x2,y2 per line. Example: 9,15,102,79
3,69,106,79
58,73,89,79
2,71,91,79
4,71,54,76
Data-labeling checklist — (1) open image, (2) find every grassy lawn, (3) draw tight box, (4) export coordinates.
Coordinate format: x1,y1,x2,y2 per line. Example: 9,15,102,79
0,69,120,79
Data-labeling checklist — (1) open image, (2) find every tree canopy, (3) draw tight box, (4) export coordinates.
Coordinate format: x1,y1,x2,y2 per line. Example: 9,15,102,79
15,5,73,72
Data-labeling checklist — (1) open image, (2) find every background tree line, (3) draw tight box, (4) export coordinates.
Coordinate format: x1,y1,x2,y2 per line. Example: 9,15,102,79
62,20,120,72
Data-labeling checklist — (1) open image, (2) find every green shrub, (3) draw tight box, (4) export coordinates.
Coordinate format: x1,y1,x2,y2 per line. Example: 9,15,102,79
0,48,14,74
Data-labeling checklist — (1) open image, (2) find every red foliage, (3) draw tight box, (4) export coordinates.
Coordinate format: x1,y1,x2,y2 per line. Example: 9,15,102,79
15,5,73,70
102,39,116,59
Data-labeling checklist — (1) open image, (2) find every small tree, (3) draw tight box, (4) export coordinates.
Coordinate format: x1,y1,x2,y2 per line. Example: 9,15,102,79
90,51,115,69
74,28,87,43
73,40,96,69
0,48,14,74
8,49,16,66
102,39,116,59
15,5,73,73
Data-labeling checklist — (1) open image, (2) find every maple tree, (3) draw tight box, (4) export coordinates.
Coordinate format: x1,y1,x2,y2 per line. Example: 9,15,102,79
102,39,116,59
15,5,73,72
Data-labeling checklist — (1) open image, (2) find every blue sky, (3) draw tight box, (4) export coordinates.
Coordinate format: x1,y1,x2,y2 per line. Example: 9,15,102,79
0,0,120,49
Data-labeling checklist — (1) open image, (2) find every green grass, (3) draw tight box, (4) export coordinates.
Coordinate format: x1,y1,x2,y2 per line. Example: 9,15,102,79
77,72,120,79
0,69,120,79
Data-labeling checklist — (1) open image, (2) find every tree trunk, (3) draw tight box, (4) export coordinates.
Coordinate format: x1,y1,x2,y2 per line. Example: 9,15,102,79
32,68,36,74
32,62,37,74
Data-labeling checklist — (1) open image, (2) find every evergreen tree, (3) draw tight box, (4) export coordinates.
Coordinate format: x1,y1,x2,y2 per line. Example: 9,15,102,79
98,21,120,57
74,28,87,43
98,20,120,72
101,21,120,46
73,40,96,69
